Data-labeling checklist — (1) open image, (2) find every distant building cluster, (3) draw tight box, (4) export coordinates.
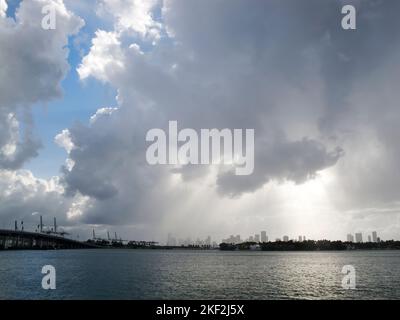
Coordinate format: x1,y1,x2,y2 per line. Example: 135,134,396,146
278,235,306,242
222,234,244,244
347,231,380,243
166,233,218,247
222,231,307,244
165,229,393,252
169,230,384,246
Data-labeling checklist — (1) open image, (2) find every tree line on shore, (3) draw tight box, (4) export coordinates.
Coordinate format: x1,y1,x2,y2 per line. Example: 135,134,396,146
219,240,400,251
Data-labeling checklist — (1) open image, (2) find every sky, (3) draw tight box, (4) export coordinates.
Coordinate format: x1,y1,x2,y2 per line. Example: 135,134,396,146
1,0,400,243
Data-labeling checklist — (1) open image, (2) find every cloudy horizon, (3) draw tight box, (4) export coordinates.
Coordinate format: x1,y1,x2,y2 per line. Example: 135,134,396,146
1,0,400,244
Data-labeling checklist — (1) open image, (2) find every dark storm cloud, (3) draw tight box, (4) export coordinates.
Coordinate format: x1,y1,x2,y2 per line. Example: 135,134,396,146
217,137,344,197
2,0,400,238
60,0,355,225
61,0,400,229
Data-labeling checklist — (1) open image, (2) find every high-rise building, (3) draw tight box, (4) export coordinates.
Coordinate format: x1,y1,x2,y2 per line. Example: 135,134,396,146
249,236,254,242
368,235,372,242
298,236,303,242
355,233,363,243
283,235,289,242
372,231,377,243
222,235,242,244
185,237,192,246
255,234,260,243
347,234,354,242
303,236,306,241
167,233,177,246
261,231,267,243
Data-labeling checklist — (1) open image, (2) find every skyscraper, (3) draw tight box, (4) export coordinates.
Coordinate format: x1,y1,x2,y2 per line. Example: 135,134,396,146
298,236,302,242
255,234,260,243
167,233,177,246
372,231,377,243
347,234,354,242
261,231,267,243
235,235,241,244
283,235,289,242
368,235,372,242
355,233,363,243
222,235,240,244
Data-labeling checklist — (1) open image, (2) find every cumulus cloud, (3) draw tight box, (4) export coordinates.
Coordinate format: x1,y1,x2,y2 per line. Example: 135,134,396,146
59,0,347,228
3,0,400,241
0,169,69,228
0,111,41,170
0,167,97,235
55,129,75,153
0,0,7,18
0,1,84,230
217,138,344,197
0,0,84,108
97,0,162,40
77,30,124,81
55,0,400,241
0,0,84,169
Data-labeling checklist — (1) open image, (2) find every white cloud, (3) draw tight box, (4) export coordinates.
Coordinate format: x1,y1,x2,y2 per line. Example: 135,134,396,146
0,0,7,18
55,129,75,153
61,0,348,236
0,112,40,170
97,0,162,40
0,1,85,232
66,193,93,220
0,169,68,226
58,0,400,242
0,0,84,169
77,30,124,82
3,0,400,242
90,107,119,124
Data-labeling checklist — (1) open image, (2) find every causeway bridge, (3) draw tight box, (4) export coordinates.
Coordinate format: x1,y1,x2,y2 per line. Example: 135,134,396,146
0,229,96,250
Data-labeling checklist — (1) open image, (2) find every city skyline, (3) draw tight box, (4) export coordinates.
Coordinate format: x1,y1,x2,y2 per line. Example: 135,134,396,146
166,230,384,246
